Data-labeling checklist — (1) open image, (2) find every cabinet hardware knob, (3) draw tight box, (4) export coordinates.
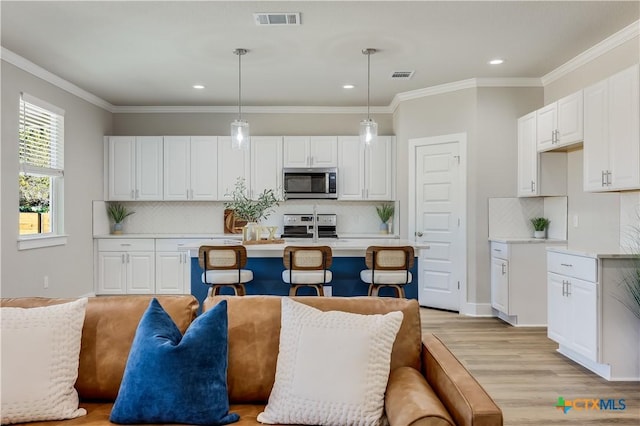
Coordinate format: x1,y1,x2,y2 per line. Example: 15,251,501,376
560,263,572,267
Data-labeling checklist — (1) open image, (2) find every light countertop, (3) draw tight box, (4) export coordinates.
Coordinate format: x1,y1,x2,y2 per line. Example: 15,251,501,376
546,246,639,259
93,233,400,240
489,237,567,244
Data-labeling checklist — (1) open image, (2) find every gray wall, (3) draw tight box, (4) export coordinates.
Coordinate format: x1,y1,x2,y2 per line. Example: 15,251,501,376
113,112,393,136
1,61,112,297
393,87,542,306
544,36,640,251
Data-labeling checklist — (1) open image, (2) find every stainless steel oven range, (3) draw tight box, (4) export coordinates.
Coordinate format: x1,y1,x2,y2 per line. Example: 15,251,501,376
281,214,338,239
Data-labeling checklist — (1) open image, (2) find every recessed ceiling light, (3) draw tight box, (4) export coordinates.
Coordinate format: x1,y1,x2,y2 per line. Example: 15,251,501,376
489,59,504,65
193,84,205,89
343,84,355,89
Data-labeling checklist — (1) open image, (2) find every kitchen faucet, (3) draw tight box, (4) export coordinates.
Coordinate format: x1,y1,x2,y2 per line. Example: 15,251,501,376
312,204,319,243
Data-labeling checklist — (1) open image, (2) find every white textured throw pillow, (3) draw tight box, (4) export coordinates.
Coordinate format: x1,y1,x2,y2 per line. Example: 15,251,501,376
257,298,403,426
1,298,88,425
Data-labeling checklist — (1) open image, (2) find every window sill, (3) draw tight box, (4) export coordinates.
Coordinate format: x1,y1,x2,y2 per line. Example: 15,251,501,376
18,234,68,250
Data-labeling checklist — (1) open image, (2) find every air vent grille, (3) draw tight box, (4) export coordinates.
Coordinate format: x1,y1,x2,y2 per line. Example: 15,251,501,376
390,71,415,80
254,13,301,26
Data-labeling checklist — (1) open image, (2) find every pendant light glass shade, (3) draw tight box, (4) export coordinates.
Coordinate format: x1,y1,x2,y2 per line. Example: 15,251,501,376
360,48,377,147
231,48,249,150
231,119,250,150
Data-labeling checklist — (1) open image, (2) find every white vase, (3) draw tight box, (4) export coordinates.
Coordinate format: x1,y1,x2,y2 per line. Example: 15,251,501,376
243,222,259,241
379,222,388,234
112,222,123,235
534,230,546,239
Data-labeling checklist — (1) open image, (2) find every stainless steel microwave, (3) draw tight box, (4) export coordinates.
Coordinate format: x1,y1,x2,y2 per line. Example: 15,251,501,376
283,167,338,199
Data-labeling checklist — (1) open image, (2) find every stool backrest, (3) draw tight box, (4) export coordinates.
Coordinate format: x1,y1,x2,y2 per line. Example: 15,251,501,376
283,245,332,270
199,245,247,270
365,246,414,270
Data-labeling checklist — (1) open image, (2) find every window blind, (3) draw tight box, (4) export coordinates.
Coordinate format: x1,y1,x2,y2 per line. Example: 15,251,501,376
19,93,65,177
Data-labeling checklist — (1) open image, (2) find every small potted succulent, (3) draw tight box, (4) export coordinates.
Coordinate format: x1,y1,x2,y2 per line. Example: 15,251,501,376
107,203,135,234
376,203,395,234
530,217,550,239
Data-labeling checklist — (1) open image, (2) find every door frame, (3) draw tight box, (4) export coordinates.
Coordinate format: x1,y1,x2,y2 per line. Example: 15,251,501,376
408,133,468,314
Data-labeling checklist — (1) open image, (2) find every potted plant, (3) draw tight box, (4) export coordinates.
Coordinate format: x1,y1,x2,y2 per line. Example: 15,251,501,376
376,203,395,234
107,203,135,234
530,217,550,239
224,178,281,241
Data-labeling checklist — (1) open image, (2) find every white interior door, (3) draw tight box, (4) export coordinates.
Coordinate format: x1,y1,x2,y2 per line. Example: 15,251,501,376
410,135,466,311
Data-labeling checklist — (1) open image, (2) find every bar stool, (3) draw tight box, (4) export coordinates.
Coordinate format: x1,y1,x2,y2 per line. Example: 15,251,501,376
199,245,252,296
282,246,332,296
360,246,414,298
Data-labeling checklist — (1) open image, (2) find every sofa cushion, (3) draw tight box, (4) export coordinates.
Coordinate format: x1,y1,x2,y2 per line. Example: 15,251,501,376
0,295,199,401
1,298,88,424
203,295,422,404
257,298,403,425
110,299,239,425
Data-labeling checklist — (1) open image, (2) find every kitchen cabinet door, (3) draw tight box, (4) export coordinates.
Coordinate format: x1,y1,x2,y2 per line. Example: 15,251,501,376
126,251,155,294
97,252,127,294
536,103,556,151
190,136,217,200
135,136,163,200
366,136,394,200
491,257,509,314
108,136,136,200
337,136,365,200
309,136,338,167
283,136,310,167
218,136,250,200
547,272,570,346
568,277,598,361
155,251,189,294
163,136,190,200
251,136,283,198
584,64,640,192
556,91,583,145
517,112,538,196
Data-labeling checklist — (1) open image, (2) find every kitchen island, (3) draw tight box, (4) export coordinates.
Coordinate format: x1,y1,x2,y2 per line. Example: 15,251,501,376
185,239,426,305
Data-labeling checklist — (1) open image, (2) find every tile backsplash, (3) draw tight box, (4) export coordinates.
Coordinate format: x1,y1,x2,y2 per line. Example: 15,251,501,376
94,200,397,236
488,197,568,239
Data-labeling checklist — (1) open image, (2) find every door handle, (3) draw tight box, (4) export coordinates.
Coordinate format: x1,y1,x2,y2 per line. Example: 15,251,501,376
602,170,606,187
562,280,566,296
565,281,571,296
501,263,506,275
607,170,612,186
415,231,423,237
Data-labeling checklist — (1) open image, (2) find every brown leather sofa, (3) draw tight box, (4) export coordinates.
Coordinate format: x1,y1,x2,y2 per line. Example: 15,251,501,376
1,295,502,426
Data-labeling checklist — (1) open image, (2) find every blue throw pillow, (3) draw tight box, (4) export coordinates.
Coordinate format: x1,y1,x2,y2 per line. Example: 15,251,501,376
110,299,239,425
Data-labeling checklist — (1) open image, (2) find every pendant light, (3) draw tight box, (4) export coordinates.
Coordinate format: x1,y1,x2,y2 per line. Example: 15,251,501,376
231,48,250,150
360,48,377,147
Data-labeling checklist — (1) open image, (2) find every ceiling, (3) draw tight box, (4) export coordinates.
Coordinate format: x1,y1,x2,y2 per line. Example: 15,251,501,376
1,1,638,108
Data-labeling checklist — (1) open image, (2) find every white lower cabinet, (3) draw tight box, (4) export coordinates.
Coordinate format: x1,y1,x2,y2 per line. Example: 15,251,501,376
489,241,551,326
155,239,192,294
546,250,639,381
97,239,155,294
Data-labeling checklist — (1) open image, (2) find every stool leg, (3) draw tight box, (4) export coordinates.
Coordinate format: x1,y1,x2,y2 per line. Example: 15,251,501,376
398,286,406,298
289,285,298,296
370,285,379,297
317,285,324,296
236,284,246,296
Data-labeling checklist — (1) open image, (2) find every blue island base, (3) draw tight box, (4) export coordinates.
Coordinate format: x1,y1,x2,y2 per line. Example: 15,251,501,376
190,257,418,308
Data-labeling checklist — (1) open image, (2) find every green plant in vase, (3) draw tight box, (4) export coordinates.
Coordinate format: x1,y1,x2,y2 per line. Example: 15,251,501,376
107,203,135,234
530,217,550,239
618,210,640,319
376,203,395,234
224,178,281,241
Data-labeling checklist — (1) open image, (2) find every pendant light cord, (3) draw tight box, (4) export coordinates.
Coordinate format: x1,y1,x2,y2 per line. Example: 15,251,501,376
367,51,371,120
238,51,242,120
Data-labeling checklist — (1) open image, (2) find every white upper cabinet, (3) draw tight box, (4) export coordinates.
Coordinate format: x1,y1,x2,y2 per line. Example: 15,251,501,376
283,136,338,167
536,91,583,152
338,136,394,200
251,136,283,198
164,136,217,201
517,112,538,197
584,64,640,192
108,136,163,200
218,136,251,200
517,112,567,197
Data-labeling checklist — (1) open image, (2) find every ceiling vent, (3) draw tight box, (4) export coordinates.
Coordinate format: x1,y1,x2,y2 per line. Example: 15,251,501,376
390,71,415,80
254,13,301,26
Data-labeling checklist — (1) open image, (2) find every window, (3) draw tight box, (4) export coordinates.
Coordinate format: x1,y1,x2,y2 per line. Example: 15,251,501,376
18,93,66,249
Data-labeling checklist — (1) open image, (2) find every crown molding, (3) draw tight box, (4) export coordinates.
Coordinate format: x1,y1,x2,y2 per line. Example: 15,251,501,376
1,47,115,112
389,79,477,112
541,20,639,86
476,78,542,88
111,105,387,114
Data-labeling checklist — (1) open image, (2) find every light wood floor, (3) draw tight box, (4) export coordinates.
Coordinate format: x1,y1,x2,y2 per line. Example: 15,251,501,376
420,308,640,425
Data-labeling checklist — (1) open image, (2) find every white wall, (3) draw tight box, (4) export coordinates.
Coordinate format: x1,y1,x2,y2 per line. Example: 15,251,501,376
1,61,112,297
